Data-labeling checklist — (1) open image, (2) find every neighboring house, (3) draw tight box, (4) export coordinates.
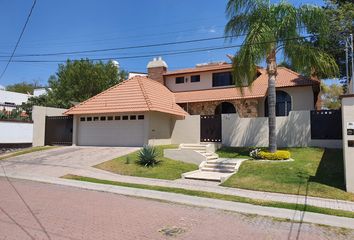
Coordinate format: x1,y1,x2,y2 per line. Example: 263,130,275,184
33,88,51,97
65,57,320,147
0,89,32,111
128,72,148,79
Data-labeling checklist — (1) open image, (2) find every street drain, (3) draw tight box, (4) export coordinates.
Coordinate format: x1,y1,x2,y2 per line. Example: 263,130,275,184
159,227,186,237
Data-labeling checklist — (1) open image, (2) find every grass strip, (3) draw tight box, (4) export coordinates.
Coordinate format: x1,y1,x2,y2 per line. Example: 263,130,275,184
62,174,354,219
0,146,57,161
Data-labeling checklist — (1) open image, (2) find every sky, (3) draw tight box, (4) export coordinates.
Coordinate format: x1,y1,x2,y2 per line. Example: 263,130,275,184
0,0,328,88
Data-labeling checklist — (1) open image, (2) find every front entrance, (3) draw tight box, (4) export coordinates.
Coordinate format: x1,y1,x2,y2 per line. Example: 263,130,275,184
45,116,73,145
200,115,222,142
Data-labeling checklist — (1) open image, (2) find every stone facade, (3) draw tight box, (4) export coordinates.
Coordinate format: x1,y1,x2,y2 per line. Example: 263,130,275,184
182,99,259,117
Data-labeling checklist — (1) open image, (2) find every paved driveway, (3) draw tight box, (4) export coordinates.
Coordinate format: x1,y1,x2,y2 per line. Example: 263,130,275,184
0,146,138,178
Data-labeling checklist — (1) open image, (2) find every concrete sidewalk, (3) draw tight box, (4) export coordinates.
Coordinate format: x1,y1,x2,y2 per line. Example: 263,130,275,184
65,166,354,212
1,173,354,230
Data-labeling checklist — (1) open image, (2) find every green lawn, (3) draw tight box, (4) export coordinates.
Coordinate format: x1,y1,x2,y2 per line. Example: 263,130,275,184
62,174,354,219
0,146,57,161
94,145,198,180
219,147,354,201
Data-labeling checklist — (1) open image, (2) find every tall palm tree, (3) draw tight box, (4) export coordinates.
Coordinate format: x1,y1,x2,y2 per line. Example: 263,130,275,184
225,0,339,152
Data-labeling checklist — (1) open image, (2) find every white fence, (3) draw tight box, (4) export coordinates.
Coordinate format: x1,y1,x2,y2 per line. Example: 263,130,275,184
170,111,342,148
0,120,33,144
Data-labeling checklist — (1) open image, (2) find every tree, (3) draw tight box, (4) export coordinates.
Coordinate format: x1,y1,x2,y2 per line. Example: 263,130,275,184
312,0,354,87
225,0,338,152
5,80,40,94
321,83,343,109
31,59,127,109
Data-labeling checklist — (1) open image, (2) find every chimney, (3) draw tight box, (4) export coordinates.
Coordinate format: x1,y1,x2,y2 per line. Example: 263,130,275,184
147,57,168,85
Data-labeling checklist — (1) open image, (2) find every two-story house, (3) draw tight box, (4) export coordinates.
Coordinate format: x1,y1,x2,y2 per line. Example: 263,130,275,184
65,57,320,147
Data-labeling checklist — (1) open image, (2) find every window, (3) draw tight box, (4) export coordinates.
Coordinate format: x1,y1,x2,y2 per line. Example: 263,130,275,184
138,115,144,120
175,77,184,84
122,115,129,120
130,115,136,120
212,72,233,87
107,116,113,121
100,116,106,121
265,91,292,117
115,116,121,120
93,117,99,121
191,75,200,83
87,117,92,121
80,117,85,121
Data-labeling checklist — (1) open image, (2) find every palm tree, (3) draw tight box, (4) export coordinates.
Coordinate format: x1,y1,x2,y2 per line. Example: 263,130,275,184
225,0,339,152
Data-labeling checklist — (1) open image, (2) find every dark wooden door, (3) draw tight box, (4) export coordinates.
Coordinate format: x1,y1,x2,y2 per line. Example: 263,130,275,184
310,110,342,139
45,116,73,145
200,115,222,142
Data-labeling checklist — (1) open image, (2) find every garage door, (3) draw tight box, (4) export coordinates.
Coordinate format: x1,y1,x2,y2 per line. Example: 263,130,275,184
77,115,146,146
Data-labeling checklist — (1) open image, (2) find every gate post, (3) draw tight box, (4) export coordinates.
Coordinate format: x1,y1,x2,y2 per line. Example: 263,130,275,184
341,95,354,193
72,115,78,146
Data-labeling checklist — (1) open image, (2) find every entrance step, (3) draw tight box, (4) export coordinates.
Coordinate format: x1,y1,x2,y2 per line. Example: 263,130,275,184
182,158,248,182
183,170,234,182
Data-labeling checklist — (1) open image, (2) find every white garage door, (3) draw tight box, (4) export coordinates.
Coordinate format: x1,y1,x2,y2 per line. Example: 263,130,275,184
77,115,146,146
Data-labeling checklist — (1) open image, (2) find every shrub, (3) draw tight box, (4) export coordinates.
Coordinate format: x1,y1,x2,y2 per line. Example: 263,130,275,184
258,150,291,160
249,148,261,159
137,145,160,167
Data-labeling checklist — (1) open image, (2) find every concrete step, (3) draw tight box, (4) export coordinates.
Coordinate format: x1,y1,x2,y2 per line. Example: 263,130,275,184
181,146,206,150
183,170,234,182
205,161,237,166
201,167,235,173
203,163,236,169
206,155,218,160
181,144,206,148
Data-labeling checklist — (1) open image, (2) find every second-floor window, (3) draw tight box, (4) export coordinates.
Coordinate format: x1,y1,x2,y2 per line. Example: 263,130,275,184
175,77,184,84
212,72,233,87
191,75,200,82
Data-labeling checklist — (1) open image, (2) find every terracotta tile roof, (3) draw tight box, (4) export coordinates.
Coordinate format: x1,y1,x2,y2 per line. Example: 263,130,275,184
65,76,187,117
164,63,232,76
174,67,318,103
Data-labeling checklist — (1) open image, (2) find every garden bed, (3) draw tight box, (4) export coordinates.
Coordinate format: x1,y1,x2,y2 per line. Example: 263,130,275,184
94,145,198,180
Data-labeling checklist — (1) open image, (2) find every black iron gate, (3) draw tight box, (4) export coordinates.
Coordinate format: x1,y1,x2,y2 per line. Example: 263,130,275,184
200,115,222,142
310,110,342,139
45,116,73,145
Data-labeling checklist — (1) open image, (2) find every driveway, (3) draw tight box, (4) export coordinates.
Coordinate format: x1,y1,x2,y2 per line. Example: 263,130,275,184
0,146,138,178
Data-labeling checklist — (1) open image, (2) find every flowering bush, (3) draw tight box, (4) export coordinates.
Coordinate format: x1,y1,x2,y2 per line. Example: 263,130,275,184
249,148,262,159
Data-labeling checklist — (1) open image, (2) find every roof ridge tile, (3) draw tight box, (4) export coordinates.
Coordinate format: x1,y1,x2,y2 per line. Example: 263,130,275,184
137,77,152,111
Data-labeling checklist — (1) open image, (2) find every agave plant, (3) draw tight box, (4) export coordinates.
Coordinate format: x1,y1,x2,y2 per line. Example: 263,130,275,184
137,145,160,167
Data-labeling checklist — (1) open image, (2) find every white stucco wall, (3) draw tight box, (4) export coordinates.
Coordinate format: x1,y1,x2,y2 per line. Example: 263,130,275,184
165,69,233,92
342,96,354,193
257,86,315,117
32,106,67,146
148,111,173,145
0,121,33,143
171,115,200,144
222,112,341,148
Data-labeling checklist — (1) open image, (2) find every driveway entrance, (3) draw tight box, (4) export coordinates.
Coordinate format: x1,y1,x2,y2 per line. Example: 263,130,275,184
0,146,138,178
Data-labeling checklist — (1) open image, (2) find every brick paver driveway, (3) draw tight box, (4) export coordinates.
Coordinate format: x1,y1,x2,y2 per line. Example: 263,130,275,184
1,177,353,240
0,146,138,178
